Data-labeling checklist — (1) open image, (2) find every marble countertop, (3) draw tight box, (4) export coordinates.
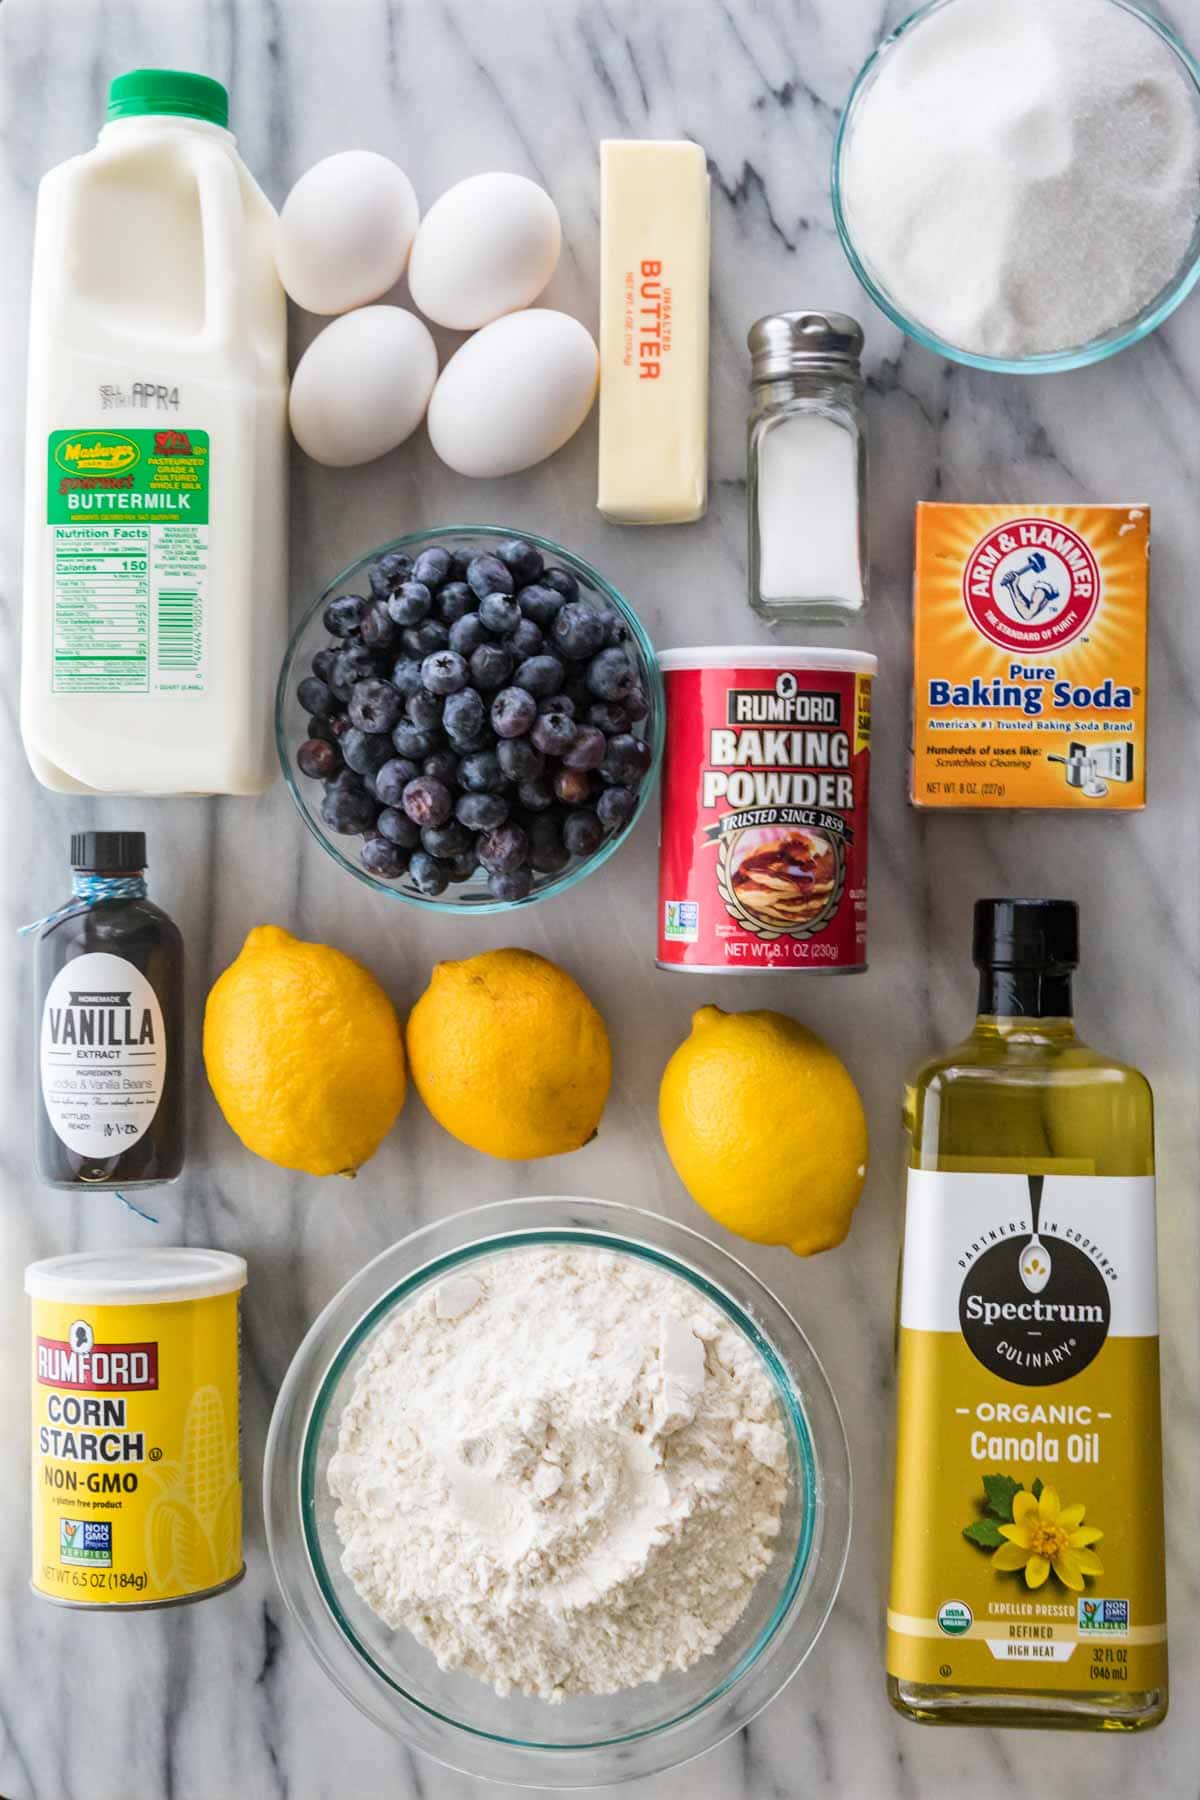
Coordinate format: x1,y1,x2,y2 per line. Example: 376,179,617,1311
2,0,1198,1795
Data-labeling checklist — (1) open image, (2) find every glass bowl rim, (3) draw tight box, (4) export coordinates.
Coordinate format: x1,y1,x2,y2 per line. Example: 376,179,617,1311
263,1196,852,1786
275,525,665,914
831,0,1200,375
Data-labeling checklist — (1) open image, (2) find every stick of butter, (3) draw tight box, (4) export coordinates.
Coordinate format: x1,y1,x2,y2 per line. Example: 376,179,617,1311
597,140,710,524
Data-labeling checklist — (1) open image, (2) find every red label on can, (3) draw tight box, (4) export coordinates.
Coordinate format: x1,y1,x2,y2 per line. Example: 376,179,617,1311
657,660,873,972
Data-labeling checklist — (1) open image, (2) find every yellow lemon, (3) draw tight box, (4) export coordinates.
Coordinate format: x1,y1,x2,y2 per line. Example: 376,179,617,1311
203,924,406,1175
406,948,611,1160
659,1004,867,1255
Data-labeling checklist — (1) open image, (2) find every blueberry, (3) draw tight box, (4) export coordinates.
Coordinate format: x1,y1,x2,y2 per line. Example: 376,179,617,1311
543,567,579,603
440,849,481,884
408,850,449,896
497,736,544,782
437,580,475,625
531,710,578,758
510,617,544,660
538,691,576,718
389,656,426,698
406,688,443,730
517,775,555,813
402,775,453,828
470,642,514,691
413,545,454,589
552,601,607,661
513,654,565,698
488,868,533,902
360,833,408,878
448,613,486,658
479,592,521,637
601,732,653,786
421,650,468,695
588,700,631,734
374,755,421,807
625,683,650,722
330,641,377,698
401,619,449,659
528,813,570,872
467,553,514,600
517,582,565,628
477,822,530,874
456,791,509,832
311,646,338,684
329,715,351,738
423,749,460,787
349,678,403,734
597,785,638,833
555,766,593,806
297,674,337,718
459,749,505,793
604,613,631,648
497,538,545,585
320,772,377,835
368,551,413,601
491,686,538,738
342,726,396,775
323,592,365,636
563,724,607,770
297,736,338,779
377,806,421,849
360,599,398,652
563,809,604,858
421,821,472,858
306,714,339,745
391,721,436,761
387,580,433,627
586,646,637,700
443,687,488,746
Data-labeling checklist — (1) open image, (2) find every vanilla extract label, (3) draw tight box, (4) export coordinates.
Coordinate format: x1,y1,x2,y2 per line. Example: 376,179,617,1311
39,952,166,1159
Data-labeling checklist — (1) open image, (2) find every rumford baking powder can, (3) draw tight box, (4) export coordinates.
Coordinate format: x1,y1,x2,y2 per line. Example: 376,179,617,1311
657,648,876,973
27,1247,246,1609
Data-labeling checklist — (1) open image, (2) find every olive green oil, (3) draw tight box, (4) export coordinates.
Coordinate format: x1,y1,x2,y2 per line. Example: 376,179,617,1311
886,900,1166,1730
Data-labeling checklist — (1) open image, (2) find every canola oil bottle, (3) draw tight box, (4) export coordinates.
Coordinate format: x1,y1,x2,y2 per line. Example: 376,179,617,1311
887,899,1167,1729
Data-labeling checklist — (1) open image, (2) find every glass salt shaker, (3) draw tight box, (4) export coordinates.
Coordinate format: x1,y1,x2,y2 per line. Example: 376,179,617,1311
747,310,867,623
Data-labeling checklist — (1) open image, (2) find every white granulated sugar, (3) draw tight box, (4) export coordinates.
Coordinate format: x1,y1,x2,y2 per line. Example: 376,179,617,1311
327,1246,790,1702
841,0,1200,356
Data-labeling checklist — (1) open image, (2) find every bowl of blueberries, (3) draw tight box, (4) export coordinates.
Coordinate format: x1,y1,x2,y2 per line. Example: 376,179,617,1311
277,526,663,908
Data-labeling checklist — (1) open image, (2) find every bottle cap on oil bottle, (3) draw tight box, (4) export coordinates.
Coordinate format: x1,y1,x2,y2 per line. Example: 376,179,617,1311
973,898,1078,970
70,831,147,873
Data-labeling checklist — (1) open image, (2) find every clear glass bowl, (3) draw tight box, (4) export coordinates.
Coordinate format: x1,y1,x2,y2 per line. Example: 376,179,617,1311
276,527,664,913
264,1198,852,1787
832,0,1200,374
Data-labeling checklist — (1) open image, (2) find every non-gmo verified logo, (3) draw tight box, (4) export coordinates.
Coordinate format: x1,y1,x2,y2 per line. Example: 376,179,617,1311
937,1599,973,1637
60,1518,112,1567
1078,1597,1128,1634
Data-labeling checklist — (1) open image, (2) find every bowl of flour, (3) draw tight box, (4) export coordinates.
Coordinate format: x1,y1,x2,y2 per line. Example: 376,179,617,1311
264,1197,850,1786
833,0,1200,371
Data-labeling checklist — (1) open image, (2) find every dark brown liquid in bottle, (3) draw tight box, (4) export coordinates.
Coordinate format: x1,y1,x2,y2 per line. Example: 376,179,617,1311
35,848,184,1190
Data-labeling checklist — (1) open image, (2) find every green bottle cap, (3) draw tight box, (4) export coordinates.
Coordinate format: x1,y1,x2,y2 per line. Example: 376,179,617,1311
106,69,229,129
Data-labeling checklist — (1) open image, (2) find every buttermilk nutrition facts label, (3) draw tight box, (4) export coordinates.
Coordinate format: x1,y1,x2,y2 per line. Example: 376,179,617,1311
46,427,210,697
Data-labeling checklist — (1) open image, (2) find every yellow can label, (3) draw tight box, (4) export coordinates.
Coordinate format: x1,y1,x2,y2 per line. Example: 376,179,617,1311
887,1172,1167,1694
31,1292,242,1605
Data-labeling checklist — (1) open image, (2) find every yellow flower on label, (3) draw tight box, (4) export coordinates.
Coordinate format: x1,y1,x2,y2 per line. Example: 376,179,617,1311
991,1485,1104,1591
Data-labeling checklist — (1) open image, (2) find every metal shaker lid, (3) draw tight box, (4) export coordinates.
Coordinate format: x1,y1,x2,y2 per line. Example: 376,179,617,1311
748,310,864,380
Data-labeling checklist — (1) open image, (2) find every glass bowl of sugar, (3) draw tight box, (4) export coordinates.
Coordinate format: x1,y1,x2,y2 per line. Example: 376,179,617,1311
264,1197,851,1786
832,0,1200,373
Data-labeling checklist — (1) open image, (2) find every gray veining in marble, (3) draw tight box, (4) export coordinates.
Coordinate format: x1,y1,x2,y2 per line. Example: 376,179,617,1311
1,0,1197,1795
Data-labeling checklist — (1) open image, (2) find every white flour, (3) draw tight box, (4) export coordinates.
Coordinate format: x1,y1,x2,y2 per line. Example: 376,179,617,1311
841,0,1200,357
327,1246,790,1701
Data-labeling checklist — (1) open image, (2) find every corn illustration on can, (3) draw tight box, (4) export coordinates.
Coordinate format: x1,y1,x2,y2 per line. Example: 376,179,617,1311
26,1247,245,1609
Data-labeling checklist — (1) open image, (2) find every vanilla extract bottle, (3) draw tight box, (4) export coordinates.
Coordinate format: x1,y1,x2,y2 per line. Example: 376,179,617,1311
34,833,184,1191
887,899,1166,1730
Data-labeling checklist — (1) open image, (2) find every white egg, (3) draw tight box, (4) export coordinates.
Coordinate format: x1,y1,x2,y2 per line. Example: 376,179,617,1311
408,172,561,330
276,150,419,315
289,306,438,466
427,309,598,478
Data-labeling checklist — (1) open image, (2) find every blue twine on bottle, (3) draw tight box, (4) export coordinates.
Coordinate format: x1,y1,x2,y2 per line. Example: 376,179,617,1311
21,872,159,1222
18,872,147,937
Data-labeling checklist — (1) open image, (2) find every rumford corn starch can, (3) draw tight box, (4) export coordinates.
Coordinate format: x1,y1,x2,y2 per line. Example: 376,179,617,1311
27,1248,245,1609
657,648,876,972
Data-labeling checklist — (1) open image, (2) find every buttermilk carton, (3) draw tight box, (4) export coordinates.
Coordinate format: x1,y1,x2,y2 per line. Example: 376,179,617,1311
910,504,1148,810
